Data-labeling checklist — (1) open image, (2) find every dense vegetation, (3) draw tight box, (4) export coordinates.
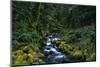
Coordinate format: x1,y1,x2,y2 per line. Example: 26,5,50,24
12,1,96,66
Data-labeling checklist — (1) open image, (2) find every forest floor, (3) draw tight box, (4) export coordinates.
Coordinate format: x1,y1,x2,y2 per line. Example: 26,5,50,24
12,25,96,66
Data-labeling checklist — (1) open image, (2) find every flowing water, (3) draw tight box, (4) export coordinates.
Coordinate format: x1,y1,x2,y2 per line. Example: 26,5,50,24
43,32,66,63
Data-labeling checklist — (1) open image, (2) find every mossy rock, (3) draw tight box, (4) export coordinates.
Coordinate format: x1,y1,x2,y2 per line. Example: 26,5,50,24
27,53,34,63
38,53,45,58
72,50,83,58
86,53,96,61
54,40,61,45
14,55,26,65
90,53,96,61
59,41,73,52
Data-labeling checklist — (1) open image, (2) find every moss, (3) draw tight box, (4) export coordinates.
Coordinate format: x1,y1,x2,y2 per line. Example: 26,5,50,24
12,45,46,65
14,55,26,65
90,53,96,61
72,50,83,58
86,53,96,61
59,41,73,53
27,53,34,63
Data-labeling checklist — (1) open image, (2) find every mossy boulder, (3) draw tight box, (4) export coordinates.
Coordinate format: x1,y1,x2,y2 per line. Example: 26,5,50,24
59,41,73,53
72,50,83,58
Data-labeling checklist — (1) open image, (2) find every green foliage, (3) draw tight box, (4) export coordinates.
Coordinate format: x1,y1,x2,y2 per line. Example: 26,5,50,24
12,1,96,65
56,27,96,61
12,32,40,43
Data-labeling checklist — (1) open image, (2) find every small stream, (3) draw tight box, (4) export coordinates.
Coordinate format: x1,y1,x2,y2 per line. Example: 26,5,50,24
43,32,66,63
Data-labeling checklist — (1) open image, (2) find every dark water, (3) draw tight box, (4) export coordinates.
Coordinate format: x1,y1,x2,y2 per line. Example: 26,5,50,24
43,32,66,63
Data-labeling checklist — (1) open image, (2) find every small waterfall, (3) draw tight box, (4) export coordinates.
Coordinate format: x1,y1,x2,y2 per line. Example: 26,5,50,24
43,32,66,63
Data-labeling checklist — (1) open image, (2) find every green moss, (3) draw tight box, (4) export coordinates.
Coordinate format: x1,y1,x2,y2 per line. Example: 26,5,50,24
72,50,83,58
86,53,96,61
58,41,73,53
12,45,46,65
14,55,26,65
